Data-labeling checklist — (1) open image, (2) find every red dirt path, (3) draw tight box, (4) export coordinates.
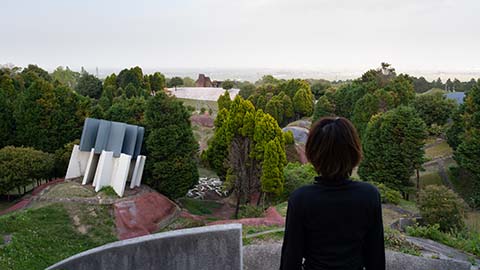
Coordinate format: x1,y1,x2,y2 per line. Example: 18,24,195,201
207,207,285,227
0,178,64,216
114,192,179,240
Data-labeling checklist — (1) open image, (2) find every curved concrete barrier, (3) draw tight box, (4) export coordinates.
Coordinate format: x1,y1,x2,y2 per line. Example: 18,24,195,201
47,224,242,270
243,244,472,270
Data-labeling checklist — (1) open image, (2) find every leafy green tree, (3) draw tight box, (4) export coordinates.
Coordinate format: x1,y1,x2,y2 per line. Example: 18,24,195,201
14,80,84,153
104,97,146,126
0,76,16,147
310,80,331,99
261,137,287,196
117,67,144,90
149,72,166,93
0,146,54,195
182,77,196,87
125,83,138,98
413,92,457,127
358,106,427,193
454,80,480,196
144,93,199,198
222,80,234,90
217,90,232,111
281,94,295,121
279,79,310,98
384,74,416,106
51,66,80,89
75,72,103,99
255,75,280,86
313,95,335,122
265,95,284,125
168,77,183,90
447,104,465,150
293,87,314,118
238,83,256,99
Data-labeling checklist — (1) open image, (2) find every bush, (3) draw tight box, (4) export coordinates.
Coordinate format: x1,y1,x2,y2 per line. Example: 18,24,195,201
282,162,316,199
369,182,402,204
0,146,55,194
200,107,206,114
283,130,295,145
417,185,466,231
53,139,80,177
407,224,480,257
237,205,264,219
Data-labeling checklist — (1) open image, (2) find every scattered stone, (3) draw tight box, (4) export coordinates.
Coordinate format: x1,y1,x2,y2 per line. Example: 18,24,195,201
73,215,81,226
1,234,12,247
187,177,227,199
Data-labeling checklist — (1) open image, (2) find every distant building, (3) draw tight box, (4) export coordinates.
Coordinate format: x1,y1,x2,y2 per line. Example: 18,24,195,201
195,74,213,87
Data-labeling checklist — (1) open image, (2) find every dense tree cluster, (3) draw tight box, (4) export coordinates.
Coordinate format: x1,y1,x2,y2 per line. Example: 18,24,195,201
204,95,287,216
0,64,197,199
0,146,54,195
411,76,477,93
243,78,315,126
448,80,480,206
358,106,427,195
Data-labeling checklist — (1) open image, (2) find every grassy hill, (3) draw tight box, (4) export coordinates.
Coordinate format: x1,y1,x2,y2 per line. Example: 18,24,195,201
0,203,117,270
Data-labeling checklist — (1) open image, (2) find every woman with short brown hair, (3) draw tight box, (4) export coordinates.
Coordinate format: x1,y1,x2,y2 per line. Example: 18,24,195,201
280,117,385,270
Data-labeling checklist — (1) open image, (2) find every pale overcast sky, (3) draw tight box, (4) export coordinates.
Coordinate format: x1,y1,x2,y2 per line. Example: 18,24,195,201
1,0,479,74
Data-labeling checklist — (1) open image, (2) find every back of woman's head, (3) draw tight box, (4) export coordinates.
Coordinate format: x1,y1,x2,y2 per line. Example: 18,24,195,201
306,117,362,179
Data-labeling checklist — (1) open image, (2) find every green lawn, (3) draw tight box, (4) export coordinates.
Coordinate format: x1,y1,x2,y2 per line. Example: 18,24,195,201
0,201,15,212
177,198,223,216
177,98,218,115
425,141,453,160
418,171,443,188
0,203,117,270
197,166,218,178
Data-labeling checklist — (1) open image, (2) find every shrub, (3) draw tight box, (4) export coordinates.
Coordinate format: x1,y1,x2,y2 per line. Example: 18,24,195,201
200,107,206,114
283,130,295,145
417,185,466,231
282,162,316,199
406,224,480,257
237,205,264,219
384,227,421,256
369,182,402,204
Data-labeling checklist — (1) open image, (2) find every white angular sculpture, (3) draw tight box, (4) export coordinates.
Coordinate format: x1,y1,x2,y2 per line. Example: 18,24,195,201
65,118,146,197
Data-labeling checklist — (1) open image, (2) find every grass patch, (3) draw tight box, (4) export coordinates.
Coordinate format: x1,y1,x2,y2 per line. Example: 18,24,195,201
178,98,219,115
418,171,443,188
398,199,419,214
43,182,96,198
425,141,453,160
159,217,205,232
98,186,118,198
0,203,117,270
177,198,222,216
197,166,218,178
466,211,480,234
0,201,15,212
275,201,288,217
406,224,480,257
242,225,285,245
384,228,421,256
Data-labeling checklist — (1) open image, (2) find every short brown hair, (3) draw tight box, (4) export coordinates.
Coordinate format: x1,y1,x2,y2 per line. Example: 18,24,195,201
306,117,362,179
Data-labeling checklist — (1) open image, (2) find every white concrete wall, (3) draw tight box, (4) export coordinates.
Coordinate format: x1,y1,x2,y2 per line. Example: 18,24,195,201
65,145,91,180
130,155,146,189
111,154,131,197
94,151,114,192
82,149,98,185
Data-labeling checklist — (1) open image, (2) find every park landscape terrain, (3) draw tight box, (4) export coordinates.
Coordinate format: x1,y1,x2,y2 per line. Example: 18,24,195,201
0,63,479,269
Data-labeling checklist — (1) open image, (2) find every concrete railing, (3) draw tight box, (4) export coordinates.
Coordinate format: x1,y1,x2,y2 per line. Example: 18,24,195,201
243,244,473,270
47,224,242,270
48,224,473,270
